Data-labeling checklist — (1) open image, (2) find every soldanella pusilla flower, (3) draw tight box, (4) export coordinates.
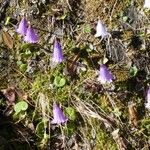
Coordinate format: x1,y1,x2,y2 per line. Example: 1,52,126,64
98,64,113,84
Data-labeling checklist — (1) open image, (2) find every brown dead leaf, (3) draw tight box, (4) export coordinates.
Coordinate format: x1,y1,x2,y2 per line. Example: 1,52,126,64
2,30,13,49
128,102,138,127
66,54,79,77
1,87,16,104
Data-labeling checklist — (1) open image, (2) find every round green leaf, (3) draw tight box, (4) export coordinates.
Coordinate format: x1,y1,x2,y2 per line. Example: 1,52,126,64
54,76,66,87
14,104,21,114
65,107,77,121
129,66,138,77
19,64,27,72
14,101,28,114
123,16,128,22
21,101,28,110
59,78,66,87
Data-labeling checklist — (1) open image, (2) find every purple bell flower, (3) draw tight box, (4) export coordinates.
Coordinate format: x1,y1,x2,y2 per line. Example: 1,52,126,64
51,102,68,124
95,20,109,38
16,18,28,36
145,86,150,110
52,40,64,64
98,64,113,84
24,26,38,43
144,0,150,8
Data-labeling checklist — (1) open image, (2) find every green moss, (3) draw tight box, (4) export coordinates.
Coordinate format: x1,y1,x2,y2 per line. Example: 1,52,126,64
96,129,117,150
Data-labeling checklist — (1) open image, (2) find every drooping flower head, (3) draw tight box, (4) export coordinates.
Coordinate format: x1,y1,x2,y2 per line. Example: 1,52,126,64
144,0,150,8
16,17,28,36
145,86,150,110
51,102,68,124
24,26,38,43
95,20,109,38
98,64,113,84
52,40,64,64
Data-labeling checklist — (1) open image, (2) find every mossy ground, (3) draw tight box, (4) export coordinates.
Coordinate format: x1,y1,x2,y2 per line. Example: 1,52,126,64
0,0,150,150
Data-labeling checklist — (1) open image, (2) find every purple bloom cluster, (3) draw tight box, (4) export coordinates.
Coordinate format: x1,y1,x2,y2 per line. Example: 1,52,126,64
16,18,28,36
24,26,38,43
16,18,64,66
51,102,68,124
95,20,109,38
52,40,64,64
98,64,113,84
16,18,38,43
